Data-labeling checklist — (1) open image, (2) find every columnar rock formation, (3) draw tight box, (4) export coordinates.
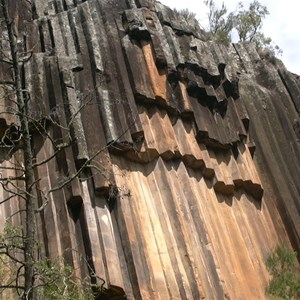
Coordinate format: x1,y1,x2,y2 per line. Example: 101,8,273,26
0,0,300,299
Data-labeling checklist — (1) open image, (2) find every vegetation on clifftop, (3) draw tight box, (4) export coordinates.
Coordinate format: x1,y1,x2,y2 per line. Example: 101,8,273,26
266,245,300,299
175,0,282,55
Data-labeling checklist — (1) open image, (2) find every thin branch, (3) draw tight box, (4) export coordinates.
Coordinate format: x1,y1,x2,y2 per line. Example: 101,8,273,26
0,176,25,181
0,107,19,116
0,181,28,202
0,165,25,172
35,112,139,212
32,142,71,168
0,285,24,290
29,118,58,147
85,163,110,181
0,194,17,205
35,145,105,213
28,177,41,190
0,58,13,65
0,250,24,265
5,209,26,221
16,265,25,296
0,80,14,85
5,177,33,198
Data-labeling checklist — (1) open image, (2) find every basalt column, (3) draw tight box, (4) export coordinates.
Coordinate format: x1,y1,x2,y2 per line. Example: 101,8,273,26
0,0,299,299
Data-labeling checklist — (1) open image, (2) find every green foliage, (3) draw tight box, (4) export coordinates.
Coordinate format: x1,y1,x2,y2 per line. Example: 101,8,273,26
35,258,95,300
0,224,24,296
204,0,282,55
266,245,300,299
234,1,268,42
0,224,104,299
174,8,197,23
173,8,200,32
253,33,283,57
204,0,234,45
0,224,23,249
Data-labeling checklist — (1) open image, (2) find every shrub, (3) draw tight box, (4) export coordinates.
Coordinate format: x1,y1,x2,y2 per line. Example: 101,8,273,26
266,245,300,299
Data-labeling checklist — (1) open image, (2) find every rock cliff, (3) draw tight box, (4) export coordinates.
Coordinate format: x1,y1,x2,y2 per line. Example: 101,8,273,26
0,0,300,299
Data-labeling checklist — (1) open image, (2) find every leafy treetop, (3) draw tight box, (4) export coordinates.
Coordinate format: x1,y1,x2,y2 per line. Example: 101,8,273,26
175,0,282,55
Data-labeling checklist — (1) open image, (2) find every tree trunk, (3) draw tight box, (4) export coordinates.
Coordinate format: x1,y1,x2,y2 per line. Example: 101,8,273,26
1,0,36,298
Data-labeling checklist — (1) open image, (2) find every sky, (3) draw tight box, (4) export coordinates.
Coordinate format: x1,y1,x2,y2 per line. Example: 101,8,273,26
159,0,300,75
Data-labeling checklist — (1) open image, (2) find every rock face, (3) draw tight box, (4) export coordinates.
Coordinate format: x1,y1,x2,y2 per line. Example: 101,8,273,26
0,0,300,299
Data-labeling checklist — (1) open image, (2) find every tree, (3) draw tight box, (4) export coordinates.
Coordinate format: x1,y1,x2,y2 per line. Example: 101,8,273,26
234,1,268,42
204,0,282,55
174,8,197,23
0,225,102,299
173,8,201,33
266,245,300,299
204,0,234,46
233,1,281,55
0,0,37,297
0,0,122,298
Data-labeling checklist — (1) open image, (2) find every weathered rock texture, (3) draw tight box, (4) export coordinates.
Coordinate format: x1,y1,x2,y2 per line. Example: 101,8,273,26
0,0,300,299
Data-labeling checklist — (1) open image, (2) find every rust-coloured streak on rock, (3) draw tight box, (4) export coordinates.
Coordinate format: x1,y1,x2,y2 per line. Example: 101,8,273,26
0,0,299,299
141,40,168,102
178,81,193,112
